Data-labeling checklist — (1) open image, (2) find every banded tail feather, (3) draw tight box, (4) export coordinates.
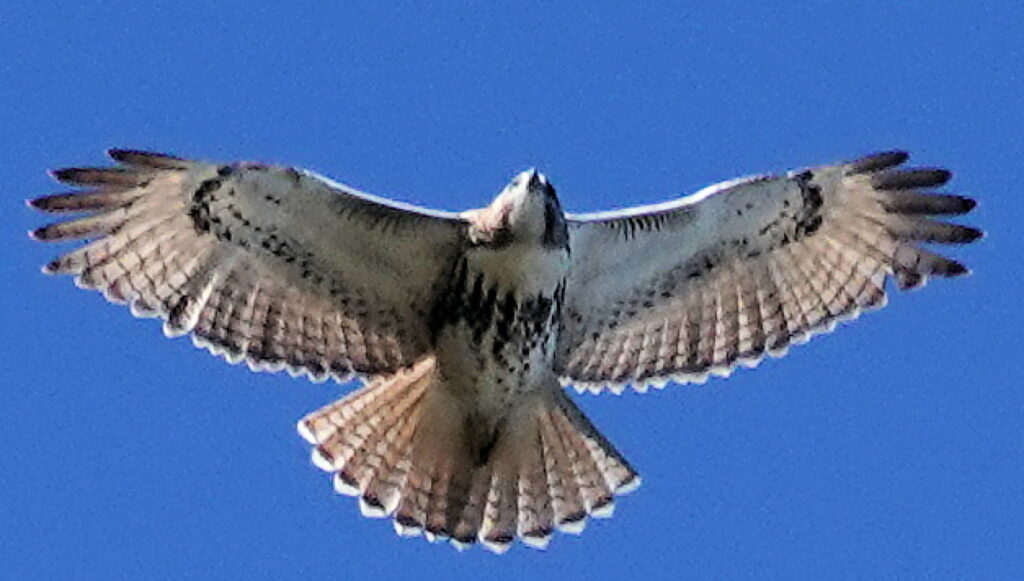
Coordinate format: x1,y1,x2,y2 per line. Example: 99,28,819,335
297,356,639,553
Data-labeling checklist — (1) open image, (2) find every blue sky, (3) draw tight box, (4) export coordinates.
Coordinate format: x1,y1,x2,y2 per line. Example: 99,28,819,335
2,2,1021,579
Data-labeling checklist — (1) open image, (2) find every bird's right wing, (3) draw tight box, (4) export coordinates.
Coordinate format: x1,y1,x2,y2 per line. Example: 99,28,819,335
31,149,467,382
557,152,981,393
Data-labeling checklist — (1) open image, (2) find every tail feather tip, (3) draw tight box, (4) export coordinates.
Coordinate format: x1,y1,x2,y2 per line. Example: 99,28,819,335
557,514,587,535
358,495,389,518
332,471,360,496
521,530,553,550
394,519,423,537
310,447,335,472
616,474,643,495
482,534,513,554
590,497,616,519
296,418,317,445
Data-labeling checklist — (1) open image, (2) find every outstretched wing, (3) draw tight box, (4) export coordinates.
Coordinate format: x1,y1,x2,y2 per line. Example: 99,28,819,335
556,152,981,393
30,149,466,382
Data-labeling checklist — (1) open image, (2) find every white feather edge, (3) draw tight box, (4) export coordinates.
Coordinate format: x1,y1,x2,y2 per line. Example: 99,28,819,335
481,537,512,554
61,268,364,385
616,474,643,495
521,532,552,550
557,517,586,535
561,293,890,395
296,418,318,445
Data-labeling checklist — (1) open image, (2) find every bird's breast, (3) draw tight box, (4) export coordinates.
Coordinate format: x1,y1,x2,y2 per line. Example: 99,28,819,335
429,247,567,421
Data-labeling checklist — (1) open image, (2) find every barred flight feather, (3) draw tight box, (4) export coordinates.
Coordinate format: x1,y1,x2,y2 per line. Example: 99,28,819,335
558,151,980,392
31,148,464,382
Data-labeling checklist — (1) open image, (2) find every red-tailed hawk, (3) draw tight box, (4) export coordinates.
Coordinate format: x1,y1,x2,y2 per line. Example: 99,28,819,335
30,149,981,552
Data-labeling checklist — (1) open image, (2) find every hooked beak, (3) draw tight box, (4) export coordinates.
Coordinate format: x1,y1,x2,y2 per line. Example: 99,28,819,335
524,168,552,193
526,168,542,189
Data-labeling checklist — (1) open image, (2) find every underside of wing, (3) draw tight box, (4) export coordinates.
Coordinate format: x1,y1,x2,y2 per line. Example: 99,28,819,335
30,149,467,382
557,151,981,393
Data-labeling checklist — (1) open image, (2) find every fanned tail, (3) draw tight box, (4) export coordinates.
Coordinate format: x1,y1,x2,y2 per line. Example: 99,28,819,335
298,358,639,553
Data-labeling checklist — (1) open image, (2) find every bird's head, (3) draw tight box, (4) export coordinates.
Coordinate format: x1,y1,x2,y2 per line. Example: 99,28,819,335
464,169,568,250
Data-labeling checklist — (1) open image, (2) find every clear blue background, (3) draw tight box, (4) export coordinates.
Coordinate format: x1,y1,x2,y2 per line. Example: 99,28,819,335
2,3,1021,579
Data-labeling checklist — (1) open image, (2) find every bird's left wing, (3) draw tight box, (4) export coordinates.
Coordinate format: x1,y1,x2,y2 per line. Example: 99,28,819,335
31,149,466,382
556,152,981,393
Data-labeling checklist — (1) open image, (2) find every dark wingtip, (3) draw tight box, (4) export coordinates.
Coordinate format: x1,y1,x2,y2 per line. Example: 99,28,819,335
26,193,80,213
880,192,977,216
961,226,985,243
847,151,910,174
107,148,189,169
29,224,58,241
946,261,970,276
41,258,63,274
107,148,153,162
107,148,135,160
873,168,953,190
48,168,78,184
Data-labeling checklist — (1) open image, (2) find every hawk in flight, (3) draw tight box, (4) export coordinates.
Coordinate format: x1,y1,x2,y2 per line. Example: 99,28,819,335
30,149,981,552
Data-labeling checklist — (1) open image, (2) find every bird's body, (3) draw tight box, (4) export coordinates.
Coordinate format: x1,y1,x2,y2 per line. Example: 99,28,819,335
432,171,571,459
30,149,981,552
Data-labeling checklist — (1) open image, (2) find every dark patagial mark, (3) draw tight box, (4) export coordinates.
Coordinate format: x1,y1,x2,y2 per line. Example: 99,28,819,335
792,171,824,240
187,174,225,234
187,167,322,275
